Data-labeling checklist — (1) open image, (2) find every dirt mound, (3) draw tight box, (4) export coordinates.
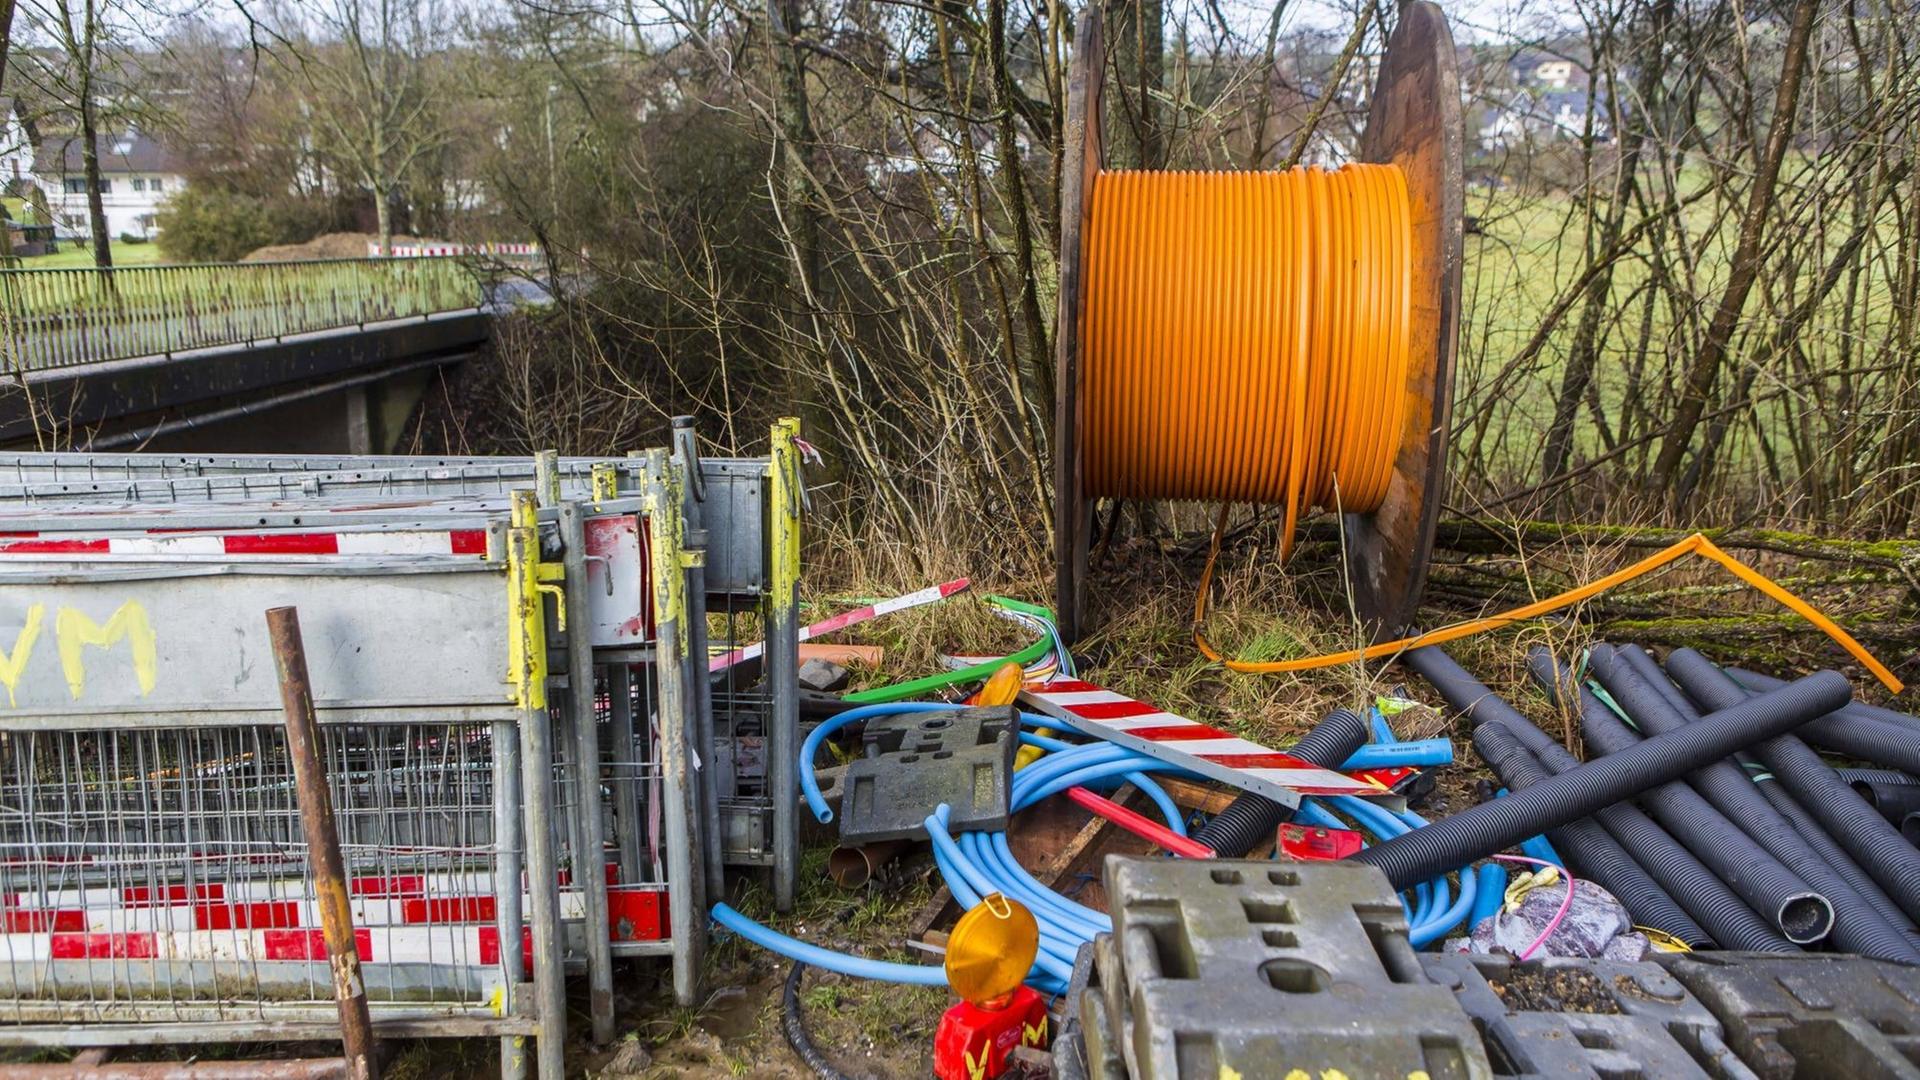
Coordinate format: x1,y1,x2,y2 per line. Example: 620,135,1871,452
242,232,450,262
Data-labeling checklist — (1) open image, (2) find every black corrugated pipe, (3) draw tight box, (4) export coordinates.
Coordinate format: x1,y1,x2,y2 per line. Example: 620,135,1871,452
1575,659,1833,945
1730,668,1920,732
1840,768,1920,787
1729,669,1920,774
1851,779,1920,826
1749,771,1920,941
1904,813,1920,848
1405,648,1719,947
1521,649,1806,953
1347,671,1851,891
1472,721,1717,946
1520,641,1912,945
1589,638,1920,957
1191,708,1369,856
1665,649,1920,926
1613,644,1700,718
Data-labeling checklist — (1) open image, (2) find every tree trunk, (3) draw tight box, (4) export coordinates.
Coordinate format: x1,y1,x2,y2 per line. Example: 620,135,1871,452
1647,0,1819,497
374,184,393,256
1104,0,1163,168
0,0,16,264
78,88,110,268
1540,0,1670,482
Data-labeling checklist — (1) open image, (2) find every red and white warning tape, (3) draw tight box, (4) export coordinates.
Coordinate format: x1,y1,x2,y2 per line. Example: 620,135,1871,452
709,577,971,671
0,528,488,557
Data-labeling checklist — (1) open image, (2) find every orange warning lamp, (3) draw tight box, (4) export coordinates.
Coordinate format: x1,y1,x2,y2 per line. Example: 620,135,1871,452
968,661,1025,708
935,894,1049,1080
944,893,1037,1005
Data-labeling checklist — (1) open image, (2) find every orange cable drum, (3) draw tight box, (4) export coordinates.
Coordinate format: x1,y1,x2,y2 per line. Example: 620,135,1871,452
1080,164,1413,557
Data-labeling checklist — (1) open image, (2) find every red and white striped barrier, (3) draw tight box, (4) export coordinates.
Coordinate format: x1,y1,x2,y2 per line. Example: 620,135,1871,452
0,527,488,558
372,242,542,259
709,577,970,671
1019,680,1386,803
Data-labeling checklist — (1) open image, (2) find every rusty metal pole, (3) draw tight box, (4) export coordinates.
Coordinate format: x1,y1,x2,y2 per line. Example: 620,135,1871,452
267,606,380,1080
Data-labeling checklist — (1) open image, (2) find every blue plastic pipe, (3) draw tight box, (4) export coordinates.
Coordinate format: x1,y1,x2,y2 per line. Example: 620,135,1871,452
1340,738,1454,771
711,903,948,986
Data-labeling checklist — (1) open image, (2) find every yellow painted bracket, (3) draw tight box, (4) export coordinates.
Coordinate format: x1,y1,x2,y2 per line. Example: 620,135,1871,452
507,490,553,710
591,463,619,508
768,418,803,606
645,450,689,635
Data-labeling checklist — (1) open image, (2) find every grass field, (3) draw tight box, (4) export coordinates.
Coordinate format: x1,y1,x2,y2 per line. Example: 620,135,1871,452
12,239,165,268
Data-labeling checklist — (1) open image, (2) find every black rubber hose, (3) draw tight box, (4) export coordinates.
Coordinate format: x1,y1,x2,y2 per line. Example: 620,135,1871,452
783,962,854,1080
1852,779,1920,825
1601,644,1920,956
1348,671,1851,890
1665,650,1920,925
1473,721,1716,945
1405,641,1758,945
1730,668,1920,732
1191,708,1369,856
1574,674,1833,945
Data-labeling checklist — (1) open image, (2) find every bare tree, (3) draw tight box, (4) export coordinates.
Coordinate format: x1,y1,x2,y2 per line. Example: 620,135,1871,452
19,0,116,266
287,0,447,254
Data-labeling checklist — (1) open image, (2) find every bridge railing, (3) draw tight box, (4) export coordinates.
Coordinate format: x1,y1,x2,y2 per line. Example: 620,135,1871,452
0,257,485,372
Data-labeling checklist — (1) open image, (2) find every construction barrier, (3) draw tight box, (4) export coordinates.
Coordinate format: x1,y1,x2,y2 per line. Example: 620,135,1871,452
0,422,804,1077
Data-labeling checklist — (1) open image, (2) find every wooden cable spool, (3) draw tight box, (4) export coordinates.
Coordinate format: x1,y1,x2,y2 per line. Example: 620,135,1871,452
1052,1,1464,643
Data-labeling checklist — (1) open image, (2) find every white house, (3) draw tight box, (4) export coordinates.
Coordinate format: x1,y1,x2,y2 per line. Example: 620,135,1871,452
31,130,184,240
0,99,32,192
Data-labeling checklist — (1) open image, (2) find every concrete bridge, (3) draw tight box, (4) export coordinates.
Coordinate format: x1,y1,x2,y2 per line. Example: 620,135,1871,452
0,257,523,453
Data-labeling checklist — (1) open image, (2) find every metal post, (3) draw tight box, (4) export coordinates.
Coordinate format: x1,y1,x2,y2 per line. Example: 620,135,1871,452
766,418,804,911
507,490,566,1079
265,607,380,1080
534,450,561,508
558,502,615,1044
491,719,529,1080
644,450,704,1005
671,417,725,901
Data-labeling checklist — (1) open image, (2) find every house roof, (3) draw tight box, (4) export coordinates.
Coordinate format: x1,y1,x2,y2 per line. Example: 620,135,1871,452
32,130,181,176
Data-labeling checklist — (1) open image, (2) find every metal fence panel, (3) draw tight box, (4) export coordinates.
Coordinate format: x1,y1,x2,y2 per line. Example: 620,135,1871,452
0,259,483,371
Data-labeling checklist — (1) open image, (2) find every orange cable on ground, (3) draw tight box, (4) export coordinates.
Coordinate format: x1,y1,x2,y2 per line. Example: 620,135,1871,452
1192,528,1905,693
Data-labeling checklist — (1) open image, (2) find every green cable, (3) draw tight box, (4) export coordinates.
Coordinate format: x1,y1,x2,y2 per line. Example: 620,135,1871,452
841,595,1057,704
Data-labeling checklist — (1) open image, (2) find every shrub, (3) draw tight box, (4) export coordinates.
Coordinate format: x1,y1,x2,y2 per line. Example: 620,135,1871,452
154,188,333,262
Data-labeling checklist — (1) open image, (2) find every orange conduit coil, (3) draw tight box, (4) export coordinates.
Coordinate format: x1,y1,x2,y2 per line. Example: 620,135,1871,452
1081,164,1412,559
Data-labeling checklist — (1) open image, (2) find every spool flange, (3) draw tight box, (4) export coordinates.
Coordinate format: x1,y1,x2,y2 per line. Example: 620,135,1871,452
1052,1,1463,642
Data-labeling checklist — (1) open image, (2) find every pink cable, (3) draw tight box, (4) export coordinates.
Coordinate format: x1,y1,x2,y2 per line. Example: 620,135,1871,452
1489,854,1576,962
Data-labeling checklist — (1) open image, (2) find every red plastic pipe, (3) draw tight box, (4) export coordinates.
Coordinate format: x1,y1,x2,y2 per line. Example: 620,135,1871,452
1066,786,1216,859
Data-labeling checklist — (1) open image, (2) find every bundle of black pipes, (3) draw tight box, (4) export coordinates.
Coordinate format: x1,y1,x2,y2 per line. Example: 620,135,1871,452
1347,667,1850,891
1396,639,1920,961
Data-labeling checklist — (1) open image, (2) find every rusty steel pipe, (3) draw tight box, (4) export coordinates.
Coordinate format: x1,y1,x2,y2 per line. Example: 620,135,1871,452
267,606,380,1080
0,1061,349,1080
826,840,913,889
